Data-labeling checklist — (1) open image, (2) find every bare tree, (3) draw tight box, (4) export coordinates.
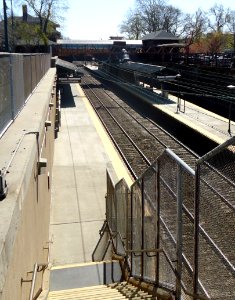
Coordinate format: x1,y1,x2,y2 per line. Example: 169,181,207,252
136,0,167,33
226,10,235,54
226,9,235,32
182,9,207,46
134,0,184,36
161,5,183,35
120,9,145,39
22,0,67,38
208,4,230,33
207,31,227,53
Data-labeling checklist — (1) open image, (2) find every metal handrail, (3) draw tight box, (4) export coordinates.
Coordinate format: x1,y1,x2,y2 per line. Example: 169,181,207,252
105,158,212,300
109,237,209,300
29,263,47,300
126,248,163,254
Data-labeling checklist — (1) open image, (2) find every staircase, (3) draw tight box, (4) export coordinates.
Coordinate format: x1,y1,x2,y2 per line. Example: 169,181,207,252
46,261,158,300
48,282,157,299
48,285,126,299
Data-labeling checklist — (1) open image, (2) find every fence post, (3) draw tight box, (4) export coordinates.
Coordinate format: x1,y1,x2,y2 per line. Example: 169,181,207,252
176,164,183,300
193,163,201,299
130,185,133,276
156,160,160,287
9,55,15,120
141,178,144,278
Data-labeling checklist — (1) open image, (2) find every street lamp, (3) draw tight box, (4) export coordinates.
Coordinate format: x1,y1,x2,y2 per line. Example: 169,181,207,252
227,84,235,136
176,74,181,113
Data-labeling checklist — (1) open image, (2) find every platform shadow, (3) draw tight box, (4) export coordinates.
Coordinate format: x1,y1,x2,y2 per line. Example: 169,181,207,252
59,84,76,108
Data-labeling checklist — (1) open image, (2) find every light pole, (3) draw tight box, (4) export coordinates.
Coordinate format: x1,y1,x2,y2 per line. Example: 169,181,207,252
176,74,181,113
227,84,235,136
3,0,9,52
10,0,14,51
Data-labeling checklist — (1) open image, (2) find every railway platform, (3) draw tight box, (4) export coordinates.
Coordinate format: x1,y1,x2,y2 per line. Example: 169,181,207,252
47,67,235,300
153,90,235,144
49,82,133,266
1,60,234,299
132,83,235,144
88,65,235,146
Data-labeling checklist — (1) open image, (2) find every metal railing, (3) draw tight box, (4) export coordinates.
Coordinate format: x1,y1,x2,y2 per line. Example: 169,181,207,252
93,138,235,300
21,263,47,300
0,53,51,138
194,136,235,299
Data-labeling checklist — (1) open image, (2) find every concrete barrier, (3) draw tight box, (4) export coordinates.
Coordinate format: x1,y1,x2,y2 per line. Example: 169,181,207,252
0,68,57,300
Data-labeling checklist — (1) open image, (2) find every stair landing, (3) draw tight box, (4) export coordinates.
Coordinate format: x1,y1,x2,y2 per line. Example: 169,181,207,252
49,261,122,292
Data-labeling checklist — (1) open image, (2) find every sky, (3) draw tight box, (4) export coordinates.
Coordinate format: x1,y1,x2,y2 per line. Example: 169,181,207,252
61,0,136,40
60,0,235,40
1,0,235,40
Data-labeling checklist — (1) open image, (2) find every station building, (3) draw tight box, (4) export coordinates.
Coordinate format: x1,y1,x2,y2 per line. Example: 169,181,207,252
53,30,184,63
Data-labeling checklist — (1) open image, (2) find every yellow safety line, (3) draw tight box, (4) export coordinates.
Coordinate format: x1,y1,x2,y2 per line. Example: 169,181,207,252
51,260,118,270
76,84,133,187
168,94,235,123
154,103,225,145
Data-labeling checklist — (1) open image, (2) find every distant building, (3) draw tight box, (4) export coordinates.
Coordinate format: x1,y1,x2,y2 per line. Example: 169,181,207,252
0,5,61,52
109,36,124,40
141,30,185,62
53,39,142,61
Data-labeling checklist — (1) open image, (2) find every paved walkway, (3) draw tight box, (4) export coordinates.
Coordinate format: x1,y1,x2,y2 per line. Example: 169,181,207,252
92,67,234,145
49,77,234,267
151,88,235,144
49,83,132,266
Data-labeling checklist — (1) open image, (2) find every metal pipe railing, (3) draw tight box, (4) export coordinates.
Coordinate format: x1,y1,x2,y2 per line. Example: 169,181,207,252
29,263,47,300
104,140,235,300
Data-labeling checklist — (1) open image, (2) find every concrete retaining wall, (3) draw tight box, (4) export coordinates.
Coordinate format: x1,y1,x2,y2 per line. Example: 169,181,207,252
0,68,57,300
0,53,51,138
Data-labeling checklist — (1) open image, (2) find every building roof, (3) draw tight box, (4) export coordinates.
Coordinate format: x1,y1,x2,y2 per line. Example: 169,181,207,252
142,30,179,41
0,14,58,27
56,39,142,45
117,62,166,74
13,14,39,24
157,43,186,48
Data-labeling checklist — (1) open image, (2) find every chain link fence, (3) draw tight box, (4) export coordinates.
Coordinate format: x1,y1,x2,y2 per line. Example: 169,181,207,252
195,136,235,300
0,53,51,137
96,138,235,299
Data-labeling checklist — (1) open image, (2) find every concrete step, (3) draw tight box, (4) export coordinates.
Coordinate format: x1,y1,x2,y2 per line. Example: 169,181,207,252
48,260,157,299
48,282,157,300
48,285,127,299
50,260,122,292
108,282,157,299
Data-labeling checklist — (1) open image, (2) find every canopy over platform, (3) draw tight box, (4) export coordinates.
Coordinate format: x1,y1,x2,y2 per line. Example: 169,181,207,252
56,58,84,83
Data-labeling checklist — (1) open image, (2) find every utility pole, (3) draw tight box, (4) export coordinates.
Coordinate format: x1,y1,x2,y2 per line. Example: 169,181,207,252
10,0,14,51
3,0,9,52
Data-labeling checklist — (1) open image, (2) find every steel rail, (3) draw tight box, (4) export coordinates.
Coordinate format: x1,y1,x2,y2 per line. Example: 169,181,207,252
82,80,151,178
83,82,151,168
84,72,199,163
84,91,138,179
83,73,235,209
102,80,198,161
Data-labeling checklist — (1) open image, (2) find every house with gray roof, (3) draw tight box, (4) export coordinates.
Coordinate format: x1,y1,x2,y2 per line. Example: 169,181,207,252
0,5,60,51
141,30,185,63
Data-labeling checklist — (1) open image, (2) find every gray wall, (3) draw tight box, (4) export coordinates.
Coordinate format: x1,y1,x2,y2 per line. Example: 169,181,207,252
0,67,57,300
0,53,51,137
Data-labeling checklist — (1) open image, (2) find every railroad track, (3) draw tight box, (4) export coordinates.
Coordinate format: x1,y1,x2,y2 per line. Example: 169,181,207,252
81,72,198,177
80,70,235,299
164,65,235,121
